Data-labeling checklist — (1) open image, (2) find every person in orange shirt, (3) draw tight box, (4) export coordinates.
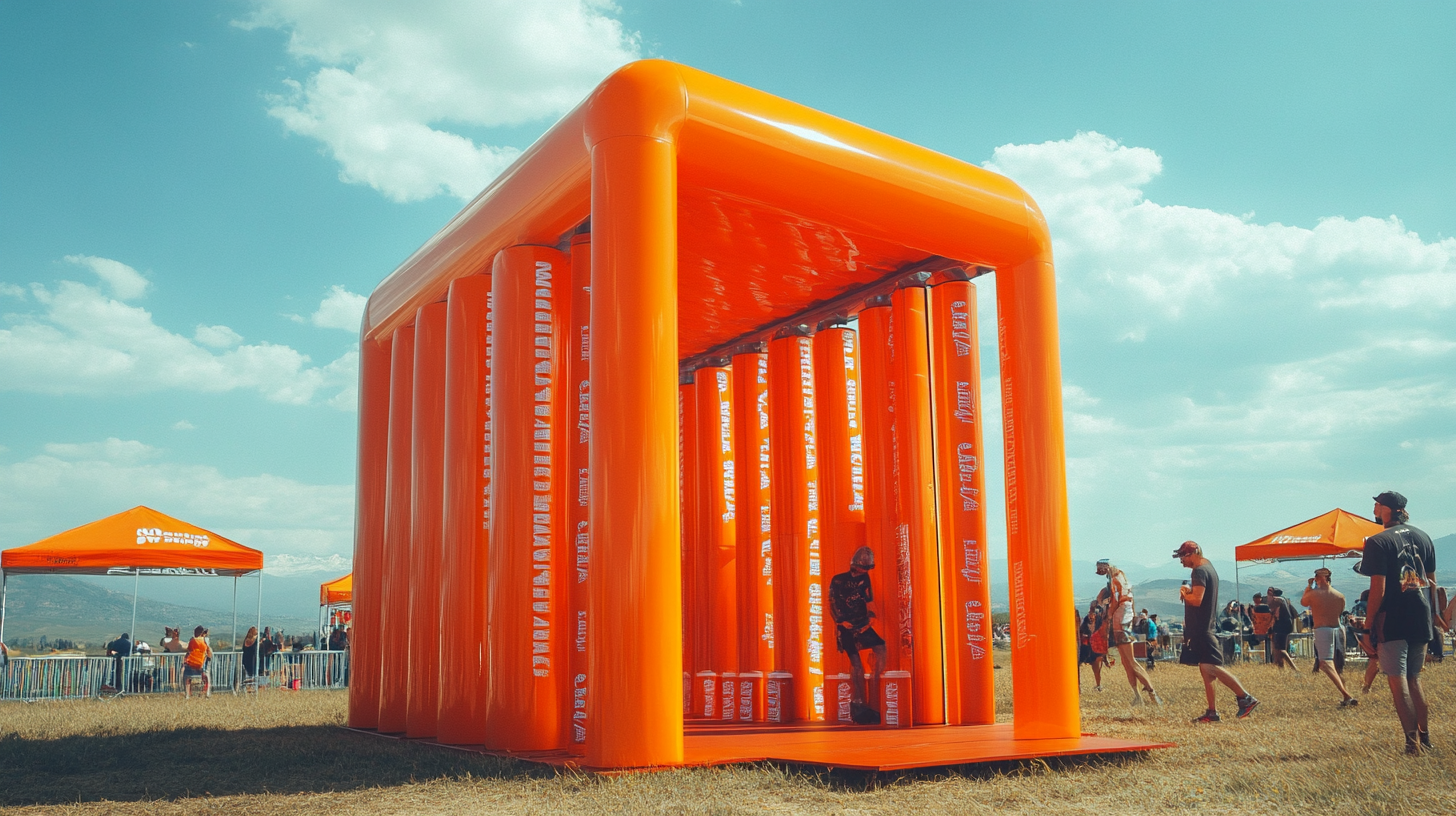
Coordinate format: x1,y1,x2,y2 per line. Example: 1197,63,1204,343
182,625,212,698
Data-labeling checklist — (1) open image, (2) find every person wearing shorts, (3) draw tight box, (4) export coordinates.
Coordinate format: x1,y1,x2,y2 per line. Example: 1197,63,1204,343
828,546,887,722
1175,541,1258,723
1301,568,1356,706
1267,587,1299,670
182,625,212,699
1358,491,1445,754
1096,559,1161,708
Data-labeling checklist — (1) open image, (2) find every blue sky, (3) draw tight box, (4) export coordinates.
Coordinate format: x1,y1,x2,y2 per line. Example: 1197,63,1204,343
2,1,1453,578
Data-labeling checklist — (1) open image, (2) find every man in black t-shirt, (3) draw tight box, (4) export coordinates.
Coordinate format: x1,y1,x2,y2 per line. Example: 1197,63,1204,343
828,546,887,716
1266,587,1299,671
1357,490,1446,754
1175,541,1258,723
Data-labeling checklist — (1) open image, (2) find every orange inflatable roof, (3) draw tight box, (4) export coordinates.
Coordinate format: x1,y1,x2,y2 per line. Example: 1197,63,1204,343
1234,508,1383,562
1,506,263,576
320,572,353,606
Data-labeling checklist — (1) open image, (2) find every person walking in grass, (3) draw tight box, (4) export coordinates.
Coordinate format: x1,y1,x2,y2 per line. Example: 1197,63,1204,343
1357,490,1446,754
1175,541,1258,723
1301,567,1357,707
1095,559,1162,708
1267,587,1300,670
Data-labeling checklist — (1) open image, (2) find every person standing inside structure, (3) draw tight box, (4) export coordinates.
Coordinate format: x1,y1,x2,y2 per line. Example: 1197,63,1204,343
1357,490,1444,754
1176,541,1259,723
1301,567,1357,707
828,546,888,722
1095,559,1161,707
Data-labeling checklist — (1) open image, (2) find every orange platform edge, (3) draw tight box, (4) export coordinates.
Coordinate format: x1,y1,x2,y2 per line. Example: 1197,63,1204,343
346,723,1172,773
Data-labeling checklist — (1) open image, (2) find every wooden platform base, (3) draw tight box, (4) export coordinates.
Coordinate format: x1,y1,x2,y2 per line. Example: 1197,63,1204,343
347,722,1173,773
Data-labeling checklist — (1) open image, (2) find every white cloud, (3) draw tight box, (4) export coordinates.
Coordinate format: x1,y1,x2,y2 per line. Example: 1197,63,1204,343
172,420,196,431
193,324,244,348
239,0,641,202
982,132,1456,559
308,285,368,332
0,258,357,408
63,255,150,300
0,439,354,560
985,132,1456,320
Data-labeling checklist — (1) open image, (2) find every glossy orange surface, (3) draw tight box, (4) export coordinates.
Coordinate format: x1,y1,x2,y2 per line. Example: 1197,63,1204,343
377,325,415,735
929,278,994,725
565,234,592,754
812,326,866,681
486,246,569,752
767,334,825,722
1235,508,1381,561
730,351,774,680
347,336,390,730
679,379,704,691
586,134,683,768
889,287,946,726
356,59,1089,766
855,306,907,677
438,275,492,745
0,505,261,576
695,366,738,676
406,302,448,739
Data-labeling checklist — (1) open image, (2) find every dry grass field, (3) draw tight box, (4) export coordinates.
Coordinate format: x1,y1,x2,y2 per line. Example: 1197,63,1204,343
3,656,1455,815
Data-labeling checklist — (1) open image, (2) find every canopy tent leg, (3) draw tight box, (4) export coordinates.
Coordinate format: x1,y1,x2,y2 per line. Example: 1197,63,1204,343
1235,559,1242,662
232,576,240,693
256,569,263,693
1,570,8,647
130,568,139,643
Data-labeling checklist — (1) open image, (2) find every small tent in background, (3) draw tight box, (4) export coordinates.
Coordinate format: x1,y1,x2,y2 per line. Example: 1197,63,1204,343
320,572,352,647
1235,508,1382,563
0,506,264,650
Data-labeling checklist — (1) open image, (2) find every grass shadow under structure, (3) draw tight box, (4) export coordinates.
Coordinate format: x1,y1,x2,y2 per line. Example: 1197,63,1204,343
0,721,547,806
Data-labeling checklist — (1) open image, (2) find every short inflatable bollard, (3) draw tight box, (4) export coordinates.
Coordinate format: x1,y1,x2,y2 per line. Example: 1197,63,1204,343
682,671,692,717
831,673,853,723
719,671,737,721
766,672,793,724
695,670,719,720
737,671,763,722
881,670,913,728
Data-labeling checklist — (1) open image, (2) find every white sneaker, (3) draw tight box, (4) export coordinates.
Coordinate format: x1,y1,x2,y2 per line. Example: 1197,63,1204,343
1094,685,1103,693
1131,691,1144,707
1148,690,1164,707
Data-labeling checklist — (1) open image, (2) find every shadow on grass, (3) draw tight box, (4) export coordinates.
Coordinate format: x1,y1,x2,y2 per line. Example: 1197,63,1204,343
0,725,550,806
774,749,1150,791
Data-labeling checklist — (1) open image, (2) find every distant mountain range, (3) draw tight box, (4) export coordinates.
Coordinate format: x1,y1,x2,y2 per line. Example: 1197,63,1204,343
1,574,316,652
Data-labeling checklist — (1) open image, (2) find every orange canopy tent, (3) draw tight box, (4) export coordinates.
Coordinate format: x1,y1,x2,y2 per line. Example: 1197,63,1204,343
320,573,352,606
1234,508,1382,563
1,506,264,649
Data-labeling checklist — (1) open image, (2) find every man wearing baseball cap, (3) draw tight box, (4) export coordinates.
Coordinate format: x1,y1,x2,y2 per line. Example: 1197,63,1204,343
1356,490,1444,754
1175,541,1258,723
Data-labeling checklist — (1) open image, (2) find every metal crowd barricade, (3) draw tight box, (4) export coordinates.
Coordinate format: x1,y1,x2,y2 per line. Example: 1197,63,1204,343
0,650,342,701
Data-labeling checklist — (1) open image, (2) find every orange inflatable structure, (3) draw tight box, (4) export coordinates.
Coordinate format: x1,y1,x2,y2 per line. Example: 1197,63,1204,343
347,61,1168,770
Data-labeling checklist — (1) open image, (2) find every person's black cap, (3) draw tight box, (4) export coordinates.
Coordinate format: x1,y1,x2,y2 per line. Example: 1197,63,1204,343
1171,541,1200,559
1373,490,1407,511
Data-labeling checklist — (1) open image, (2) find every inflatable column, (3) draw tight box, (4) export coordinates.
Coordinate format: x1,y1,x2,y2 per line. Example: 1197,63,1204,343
731,348,774,684
812,323,866,681
585,131,683,768
377,325,415,734
566,233,592,754
485,245,570,751
855,302,907,677
767,329,825,722
890,284,947,726
348,334,391,729
679,374,704,714
696,365,737,702
438,274,492,744
998,256,1079,739
406,302,448,739
929,273,994,725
